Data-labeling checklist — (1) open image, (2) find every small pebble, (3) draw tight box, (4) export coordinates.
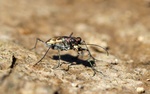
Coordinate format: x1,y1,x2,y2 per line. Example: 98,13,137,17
147,79,150,81
136,87,145,93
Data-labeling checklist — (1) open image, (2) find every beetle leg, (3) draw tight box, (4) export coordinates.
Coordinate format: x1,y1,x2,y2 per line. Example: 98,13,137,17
82,41,107,76
33,47,51,66
31,38,45,50
87,59,105,76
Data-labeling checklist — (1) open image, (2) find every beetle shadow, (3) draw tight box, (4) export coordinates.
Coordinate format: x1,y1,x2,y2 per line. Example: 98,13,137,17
52,54,95,67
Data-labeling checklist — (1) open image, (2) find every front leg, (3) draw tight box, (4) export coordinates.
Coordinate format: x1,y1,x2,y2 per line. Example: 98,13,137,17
87,59,105,76
81,41,105,76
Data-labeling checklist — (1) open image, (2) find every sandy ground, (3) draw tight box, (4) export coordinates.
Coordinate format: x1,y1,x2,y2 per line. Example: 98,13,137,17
0,0,150,94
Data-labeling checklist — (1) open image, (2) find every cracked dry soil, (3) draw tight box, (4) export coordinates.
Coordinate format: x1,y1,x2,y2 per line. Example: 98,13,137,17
0,0,150,94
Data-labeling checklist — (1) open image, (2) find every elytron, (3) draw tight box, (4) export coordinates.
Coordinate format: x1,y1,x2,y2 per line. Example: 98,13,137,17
32,32,109,76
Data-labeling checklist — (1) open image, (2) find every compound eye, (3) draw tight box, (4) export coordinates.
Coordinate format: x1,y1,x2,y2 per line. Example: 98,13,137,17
76,37,81,43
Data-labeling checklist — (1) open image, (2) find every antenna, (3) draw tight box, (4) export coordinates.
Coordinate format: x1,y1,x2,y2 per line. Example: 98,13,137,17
69,32,73,37
81,43,109,56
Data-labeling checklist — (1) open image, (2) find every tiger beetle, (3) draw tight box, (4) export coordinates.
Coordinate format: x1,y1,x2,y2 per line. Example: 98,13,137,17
32,32,109,76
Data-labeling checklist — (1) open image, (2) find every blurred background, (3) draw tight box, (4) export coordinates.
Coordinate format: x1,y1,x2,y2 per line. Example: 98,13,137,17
0,0,150,93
